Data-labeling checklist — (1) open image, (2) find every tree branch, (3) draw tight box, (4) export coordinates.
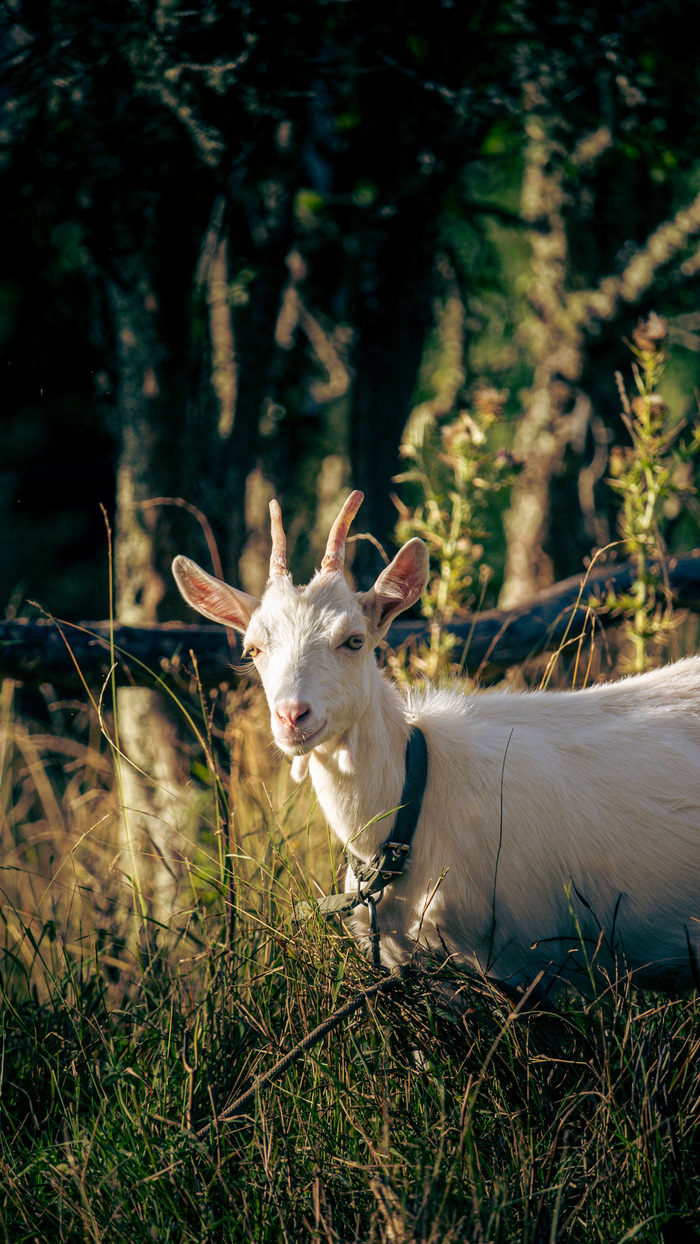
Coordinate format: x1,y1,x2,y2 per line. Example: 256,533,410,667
573,181,700,326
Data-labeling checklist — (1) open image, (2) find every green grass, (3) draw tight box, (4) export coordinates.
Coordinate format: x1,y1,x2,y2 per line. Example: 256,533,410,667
2,678,700,1242
2,906,700,1242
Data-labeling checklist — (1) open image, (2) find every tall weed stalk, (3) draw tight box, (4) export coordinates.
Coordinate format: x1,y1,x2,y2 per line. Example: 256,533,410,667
394,387,513,679
607,313,700,671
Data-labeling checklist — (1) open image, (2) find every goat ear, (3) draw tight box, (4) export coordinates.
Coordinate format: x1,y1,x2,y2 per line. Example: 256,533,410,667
172,556,259,634
360,538,429,635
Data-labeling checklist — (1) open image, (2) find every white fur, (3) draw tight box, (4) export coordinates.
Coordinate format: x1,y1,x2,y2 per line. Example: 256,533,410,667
173,545,700,990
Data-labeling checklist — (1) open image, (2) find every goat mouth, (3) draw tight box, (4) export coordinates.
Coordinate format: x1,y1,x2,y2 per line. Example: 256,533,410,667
274,719,328,754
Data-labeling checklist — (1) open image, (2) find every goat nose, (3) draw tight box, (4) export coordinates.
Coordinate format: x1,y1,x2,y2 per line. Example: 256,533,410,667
275,701,312,729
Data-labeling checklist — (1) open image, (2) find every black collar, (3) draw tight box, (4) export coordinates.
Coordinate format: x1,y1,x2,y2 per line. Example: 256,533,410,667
345,725,428,896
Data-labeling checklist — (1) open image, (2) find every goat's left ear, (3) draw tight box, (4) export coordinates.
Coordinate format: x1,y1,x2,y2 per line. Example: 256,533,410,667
360,538,429,636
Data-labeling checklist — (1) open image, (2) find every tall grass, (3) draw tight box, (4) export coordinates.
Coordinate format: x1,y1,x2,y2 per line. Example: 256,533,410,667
1,670,700,1242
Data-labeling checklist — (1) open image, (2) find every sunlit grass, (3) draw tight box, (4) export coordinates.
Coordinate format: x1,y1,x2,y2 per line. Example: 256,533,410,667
1,661,700,1242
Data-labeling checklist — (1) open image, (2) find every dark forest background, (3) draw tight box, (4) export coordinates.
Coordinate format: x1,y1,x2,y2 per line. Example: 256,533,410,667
3,0,700,628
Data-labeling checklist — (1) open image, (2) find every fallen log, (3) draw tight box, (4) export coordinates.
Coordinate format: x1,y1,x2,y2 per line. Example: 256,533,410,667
2,551,700,689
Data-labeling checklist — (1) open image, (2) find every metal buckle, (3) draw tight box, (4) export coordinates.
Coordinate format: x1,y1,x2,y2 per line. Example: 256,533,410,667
386,841,410,856
375,841,410,880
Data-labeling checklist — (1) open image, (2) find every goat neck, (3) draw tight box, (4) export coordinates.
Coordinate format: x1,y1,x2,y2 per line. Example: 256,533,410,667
308,662,412,861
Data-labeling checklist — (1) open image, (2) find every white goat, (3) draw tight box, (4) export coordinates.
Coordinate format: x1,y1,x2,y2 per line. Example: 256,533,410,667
173,491,700,990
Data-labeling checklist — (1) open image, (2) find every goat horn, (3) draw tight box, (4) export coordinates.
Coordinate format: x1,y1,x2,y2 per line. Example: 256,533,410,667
321,490,364,574
269,499,288,577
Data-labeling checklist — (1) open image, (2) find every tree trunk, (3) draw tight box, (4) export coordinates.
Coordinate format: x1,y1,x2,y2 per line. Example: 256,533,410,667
499,106,586,608
204,157,296,587
350,208,437,587
109,265,194,921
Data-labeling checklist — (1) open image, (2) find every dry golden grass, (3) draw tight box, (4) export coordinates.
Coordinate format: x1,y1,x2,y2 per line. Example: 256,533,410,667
2,634,700,1242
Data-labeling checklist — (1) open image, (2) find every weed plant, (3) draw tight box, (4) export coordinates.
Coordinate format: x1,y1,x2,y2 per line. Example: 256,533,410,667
394,386,514,680
602,313,700,672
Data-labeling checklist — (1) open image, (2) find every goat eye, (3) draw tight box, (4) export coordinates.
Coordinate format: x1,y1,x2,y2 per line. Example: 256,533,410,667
344,634,364,651
245,644,261,660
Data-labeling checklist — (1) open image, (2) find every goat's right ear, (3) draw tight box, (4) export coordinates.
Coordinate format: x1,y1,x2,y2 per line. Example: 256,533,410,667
172,556,259,634
360,538,429,636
